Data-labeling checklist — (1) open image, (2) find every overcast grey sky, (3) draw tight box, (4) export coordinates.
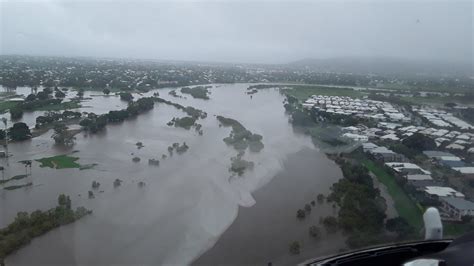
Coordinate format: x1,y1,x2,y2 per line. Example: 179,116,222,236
0,0,472,64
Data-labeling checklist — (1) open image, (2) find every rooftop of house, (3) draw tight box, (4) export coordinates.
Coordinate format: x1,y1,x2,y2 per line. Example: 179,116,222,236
439,156,462,161
440,160,466,168
385,162,431,174
442,197,474,211
446,143,465,150
408,179,440,188
406,174,433,181
453,167,474,174
370,146,395,155
362,142,378,149
425,186,465,198
423,150,454,158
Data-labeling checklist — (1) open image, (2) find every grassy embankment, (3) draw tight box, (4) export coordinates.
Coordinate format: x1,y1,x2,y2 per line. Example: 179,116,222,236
360,158,423,230
281,85,364,102
377,83,474,94
362,157,473,237
0,101,19,113
398,95,474,107
283,84,473,107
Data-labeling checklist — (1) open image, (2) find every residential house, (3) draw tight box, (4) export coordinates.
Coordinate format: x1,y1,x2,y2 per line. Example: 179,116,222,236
424,186,465,199
440,197,474,221
370,147,406,162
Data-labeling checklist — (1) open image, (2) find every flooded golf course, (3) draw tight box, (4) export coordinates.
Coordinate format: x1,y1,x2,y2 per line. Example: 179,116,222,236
1,84,344,265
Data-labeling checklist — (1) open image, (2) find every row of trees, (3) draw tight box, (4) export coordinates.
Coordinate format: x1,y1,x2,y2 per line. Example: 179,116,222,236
35,110,82,128
154,97,207,119
328,157,417,248
329,158,388,248
0,194,92,262
80,97,155,133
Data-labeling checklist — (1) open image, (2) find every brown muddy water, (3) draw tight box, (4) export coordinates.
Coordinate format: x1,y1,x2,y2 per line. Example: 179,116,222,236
1,84,344,265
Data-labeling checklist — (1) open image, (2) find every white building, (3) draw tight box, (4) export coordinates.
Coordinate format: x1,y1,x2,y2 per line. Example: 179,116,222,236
406,174,433,181
342,133,368,142
385,162,431,175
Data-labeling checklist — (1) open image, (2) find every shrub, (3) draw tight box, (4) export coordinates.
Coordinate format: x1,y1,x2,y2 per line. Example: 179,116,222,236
296,209,306,219
10,107,23,120
309,225,321,239
322,216,338,233
289,241,301,255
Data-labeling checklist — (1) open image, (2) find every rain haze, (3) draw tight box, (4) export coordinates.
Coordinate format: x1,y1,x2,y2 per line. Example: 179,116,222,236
1,0,472,64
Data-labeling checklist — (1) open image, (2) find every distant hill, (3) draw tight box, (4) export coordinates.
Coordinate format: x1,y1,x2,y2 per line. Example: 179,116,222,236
287,57,472,77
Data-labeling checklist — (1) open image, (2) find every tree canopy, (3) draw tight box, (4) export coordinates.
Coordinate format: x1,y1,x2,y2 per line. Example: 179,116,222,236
52,123,75,146
402,133,436,152
8,122,32,141
119,92,133,101
9,107,23,120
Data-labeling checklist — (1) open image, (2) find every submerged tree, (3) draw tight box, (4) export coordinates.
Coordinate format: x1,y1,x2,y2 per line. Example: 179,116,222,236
309,225,321,239
55,90,66,98
289,241,301,255
317,194,325,204
52,123,75,146
296,209,306,219
113,178,123,188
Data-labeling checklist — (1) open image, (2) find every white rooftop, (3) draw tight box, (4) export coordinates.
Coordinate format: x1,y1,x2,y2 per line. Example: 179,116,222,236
425,186,464,198
453,167,474,174
406,174,433,181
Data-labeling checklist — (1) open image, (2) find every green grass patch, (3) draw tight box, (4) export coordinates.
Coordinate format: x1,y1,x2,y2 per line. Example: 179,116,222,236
444,223,474,238
36,155,81,169
281,85,364,102
0,101,19,113
361,158,423,230
377,83,473,94
397,95,474,107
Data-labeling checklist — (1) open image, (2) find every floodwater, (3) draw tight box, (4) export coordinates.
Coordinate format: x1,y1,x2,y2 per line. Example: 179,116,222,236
194,148,345,265
0,86,130,127
1,84,344,265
